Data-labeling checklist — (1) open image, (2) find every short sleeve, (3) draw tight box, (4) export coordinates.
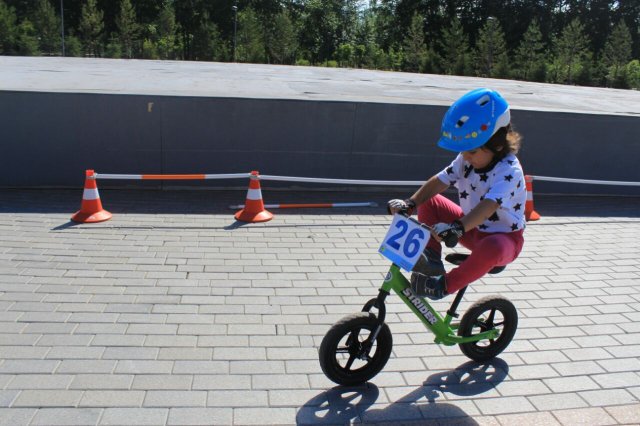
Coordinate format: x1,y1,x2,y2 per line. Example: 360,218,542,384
484,162,524,203
436,154,464,186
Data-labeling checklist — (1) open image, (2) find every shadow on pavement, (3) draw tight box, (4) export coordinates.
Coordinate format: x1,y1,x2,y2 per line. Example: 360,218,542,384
296,358,507,425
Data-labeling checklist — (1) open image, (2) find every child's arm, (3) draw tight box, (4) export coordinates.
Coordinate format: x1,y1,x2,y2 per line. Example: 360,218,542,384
460,199,499,231
409,175,449,205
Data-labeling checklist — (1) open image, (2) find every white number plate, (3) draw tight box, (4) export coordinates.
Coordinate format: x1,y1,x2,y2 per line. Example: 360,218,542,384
378,214,430,272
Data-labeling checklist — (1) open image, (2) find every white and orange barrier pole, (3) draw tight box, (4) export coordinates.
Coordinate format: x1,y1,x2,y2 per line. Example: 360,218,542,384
525,175,541,221
71,170,112,223
234,171,273,223
229,202,377,209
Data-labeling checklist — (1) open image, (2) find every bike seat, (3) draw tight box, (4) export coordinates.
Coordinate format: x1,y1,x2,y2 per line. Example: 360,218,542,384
444,253,506,274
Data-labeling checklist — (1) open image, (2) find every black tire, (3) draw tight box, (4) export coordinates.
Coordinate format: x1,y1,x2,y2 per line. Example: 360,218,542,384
319,312,393,386
458,296,518,362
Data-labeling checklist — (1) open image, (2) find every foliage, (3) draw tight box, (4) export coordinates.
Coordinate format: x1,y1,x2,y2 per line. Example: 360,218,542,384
439,16,471,76
1,0,638,90
116,0,139,59
553,19,590,85
32,0,58,55
402,12,427,73
514,20,546,82
79,0,104,57
0,0,16,54
603,20,633,88
474,17,509,78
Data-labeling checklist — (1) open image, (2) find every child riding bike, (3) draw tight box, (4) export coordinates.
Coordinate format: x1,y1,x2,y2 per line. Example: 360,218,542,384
388,88,527,300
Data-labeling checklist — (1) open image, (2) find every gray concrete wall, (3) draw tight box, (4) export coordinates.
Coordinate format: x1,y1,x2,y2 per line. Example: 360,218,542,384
2,90,639,196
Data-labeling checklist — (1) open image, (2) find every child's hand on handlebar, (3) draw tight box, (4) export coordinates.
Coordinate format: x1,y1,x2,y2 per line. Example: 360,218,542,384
431,220,465,247
387,199,416,215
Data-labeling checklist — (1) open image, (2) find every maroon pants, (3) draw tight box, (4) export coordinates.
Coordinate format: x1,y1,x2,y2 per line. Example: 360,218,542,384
417,195,525,294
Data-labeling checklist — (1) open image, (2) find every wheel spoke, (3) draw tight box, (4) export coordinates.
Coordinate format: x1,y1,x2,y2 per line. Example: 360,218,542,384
345,328,361,347
344,354,357,371
487,309,496,327
336,346,350,354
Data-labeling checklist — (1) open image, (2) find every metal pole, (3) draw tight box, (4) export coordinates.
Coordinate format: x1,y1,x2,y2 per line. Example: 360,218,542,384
232,0,238,62
60,0,65,56
487,16,494,77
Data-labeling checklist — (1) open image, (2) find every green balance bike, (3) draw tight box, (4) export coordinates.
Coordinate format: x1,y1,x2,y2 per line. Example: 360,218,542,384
319,212,518,386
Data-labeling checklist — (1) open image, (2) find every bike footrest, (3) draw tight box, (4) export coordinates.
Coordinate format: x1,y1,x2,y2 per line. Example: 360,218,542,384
444,253,506,274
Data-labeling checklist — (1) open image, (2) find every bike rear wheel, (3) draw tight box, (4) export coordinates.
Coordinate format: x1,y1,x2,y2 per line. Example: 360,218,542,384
319,312,392,386
458,296,517,362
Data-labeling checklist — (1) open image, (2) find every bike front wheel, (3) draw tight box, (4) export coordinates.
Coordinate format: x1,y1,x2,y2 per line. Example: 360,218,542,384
458,295,518,362
319,312,392,386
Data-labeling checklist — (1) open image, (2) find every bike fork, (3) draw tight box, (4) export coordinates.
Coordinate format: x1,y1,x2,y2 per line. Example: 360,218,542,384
361,289,389,344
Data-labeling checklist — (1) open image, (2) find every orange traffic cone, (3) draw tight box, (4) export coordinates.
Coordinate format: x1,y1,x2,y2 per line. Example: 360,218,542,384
71,170,112,223
525,175,541,221
234,171,273,223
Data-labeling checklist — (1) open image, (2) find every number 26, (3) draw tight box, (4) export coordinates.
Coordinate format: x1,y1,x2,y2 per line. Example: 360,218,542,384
386,220,426,257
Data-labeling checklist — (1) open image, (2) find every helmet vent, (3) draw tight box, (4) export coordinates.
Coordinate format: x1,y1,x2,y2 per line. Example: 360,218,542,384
477,95,490,106
455,116,469,128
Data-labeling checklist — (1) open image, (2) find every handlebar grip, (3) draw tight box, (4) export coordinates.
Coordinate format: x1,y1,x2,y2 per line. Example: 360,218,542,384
443,233,459,248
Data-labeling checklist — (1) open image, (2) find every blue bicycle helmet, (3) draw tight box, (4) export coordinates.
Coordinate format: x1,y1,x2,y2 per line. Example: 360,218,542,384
437,88,511,152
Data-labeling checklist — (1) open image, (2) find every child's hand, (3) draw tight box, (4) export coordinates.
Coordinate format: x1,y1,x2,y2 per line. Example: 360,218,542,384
432,221,465,247
387,199,416,215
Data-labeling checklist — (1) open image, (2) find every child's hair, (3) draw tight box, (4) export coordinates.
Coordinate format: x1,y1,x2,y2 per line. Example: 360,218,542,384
484,125,521,159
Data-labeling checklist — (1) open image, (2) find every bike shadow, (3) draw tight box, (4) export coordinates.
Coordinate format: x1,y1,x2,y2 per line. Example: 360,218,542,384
296,358,508,425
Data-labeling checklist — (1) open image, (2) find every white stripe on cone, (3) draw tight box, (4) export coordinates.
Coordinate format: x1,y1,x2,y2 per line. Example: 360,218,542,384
246,188,262,200
83,188,100,200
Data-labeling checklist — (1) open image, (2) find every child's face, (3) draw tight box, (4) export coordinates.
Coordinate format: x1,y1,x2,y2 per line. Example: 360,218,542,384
462,147,494,169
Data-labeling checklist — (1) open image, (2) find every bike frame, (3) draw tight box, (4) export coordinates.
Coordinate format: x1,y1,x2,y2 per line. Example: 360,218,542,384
366,264,499,346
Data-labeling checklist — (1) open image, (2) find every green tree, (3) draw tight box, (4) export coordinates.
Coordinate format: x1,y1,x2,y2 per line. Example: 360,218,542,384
79,0,104,57
627,59,640,89
32,0,58,55
237,7,265,63
116,0,139,58
299,0,341,64
265,10,297,64
475,17,509,78
554,18,591,84
16,18,38,55
0,0,17,54
439,16,471,76
64,33,82,57
402,13,427,72
153,1,180,60
603,20,633,88
191,10,223,61
105,35,122,58
514,20,547,82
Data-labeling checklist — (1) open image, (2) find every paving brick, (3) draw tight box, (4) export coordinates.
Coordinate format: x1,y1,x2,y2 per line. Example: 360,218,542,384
99,408,168,425
207,390,268,408
495,411,561,426
144,390,207,407
0,408,36,426
79,390,145,407
579,389,637,406
551,407,617,425
604,403,640,424
30,408,102,425
474,396,536,415
12,390,83,407
167,407,233,426
233,407,297,425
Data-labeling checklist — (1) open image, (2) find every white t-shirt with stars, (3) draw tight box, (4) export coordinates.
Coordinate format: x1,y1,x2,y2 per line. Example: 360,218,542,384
436,153,527,233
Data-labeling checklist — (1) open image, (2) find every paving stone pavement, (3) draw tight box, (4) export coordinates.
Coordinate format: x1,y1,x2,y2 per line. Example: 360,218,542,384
0,189,639,426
